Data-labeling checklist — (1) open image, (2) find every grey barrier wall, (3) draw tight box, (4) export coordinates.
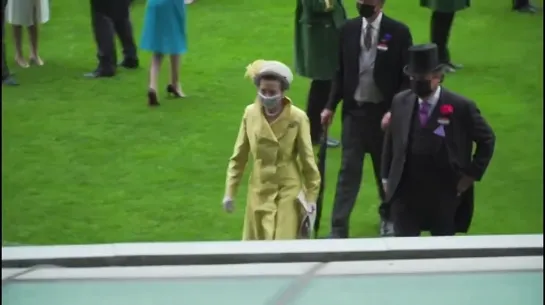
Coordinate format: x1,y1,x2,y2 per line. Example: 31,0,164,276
3,257,543,281
2,235,543,268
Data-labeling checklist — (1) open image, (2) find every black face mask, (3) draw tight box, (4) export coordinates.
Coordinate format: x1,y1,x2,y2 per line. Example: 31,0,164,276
410,79,434,98
357,3,375,18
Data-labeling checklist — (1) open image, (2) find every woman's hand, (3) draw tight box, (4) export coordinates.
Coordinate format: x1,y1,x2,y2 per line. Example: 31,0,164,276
222,196,235,213
306,202,317,214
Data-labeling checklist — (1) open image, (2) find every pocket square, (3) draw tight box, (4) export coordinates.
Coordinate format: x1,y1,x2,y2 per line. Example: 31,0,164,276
434,125,446,137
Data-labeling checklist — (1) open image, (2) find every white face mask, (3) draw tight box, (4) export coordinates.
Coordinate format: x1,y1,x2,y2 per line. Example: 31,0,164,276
258,92,282,110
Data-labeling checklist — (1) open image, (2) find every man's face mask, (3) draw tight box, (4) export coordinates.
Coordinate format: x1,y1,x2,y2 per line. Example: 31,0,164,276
410,78,434,98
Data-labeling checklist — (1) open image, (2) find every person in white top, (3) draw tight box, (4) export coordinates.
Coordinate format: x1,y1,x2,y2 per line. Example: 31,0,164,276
5,0,49,68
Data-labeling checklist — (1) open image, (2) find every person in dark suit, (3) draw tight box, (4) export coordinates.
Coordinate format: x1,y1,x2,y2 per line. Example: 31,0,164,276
512,0,537,13
295,0,347,148
420,0,469,73
85,0,138,78
2,0,18,86
320,0,413,238
381,43,496,237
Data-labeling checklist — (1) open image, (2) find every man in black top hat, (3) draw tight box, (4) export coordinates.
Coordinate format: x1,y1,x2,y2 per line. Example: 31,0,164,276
85,0,139,78
381,43,495,236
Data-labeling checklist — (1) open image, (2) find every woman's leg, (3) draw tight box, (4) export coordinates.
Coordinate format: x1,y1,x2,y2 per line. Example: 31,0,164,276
147,53,163,106
149,53,163,92
168,54,185,97
28,5,43,66
12,25,28,67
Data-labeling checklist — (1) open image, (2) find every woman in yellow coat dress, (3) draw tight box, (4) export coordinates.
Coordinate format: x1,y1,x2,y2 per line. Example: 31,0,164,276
223,59,321,240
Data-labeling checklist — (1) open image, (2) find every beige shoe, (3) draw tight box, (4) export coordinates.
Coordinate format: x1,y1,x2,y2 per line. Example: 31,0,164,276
29,56,44,66
15,56,29,68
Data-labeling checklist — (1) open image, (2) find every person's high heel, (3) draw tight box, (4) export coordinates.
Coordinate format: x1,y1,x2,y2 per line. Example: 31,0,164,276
166,84,185,98
148,90,160,107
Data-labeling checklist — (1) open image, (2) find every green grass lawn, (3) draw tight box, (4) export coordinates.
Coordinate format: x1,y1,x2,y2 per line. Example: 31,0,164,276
2,0,543,244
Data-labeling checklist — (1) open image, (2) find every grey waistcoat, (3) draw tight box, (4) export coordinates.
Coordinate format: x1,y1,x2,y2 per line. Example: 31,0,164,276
353,41,383,104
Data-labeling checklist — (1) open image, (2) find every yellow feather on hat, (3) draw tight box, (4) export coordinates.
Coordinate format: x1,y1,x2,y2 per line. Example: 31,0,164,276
244,59,267,80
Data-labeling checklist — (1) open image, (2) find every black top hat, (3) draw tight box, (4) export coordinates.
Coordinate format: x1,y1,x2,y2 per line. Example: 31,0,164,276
403,43,446,75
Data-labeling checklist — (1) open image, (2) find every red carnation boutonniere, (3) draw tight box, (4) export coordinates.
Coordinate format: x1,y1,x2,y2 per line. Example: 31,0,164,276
437,104,454,126
440,104,454,116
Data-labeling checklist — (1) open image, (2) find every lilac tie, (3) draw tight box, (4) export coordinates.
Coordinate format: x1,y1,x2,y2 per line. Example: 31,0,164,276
419,101,431,126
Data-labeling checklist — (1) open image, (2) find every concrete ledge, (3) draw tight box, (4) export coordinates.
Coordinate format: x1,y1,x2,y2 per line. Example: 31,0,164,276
2,235,542,268
2,257,542,281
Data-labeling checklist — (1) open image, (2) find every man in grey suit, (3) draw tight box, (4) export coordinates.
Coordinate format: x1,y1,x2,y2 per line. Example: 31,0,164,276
2,0,18,86
321,0,413,238
85,0,138,78
381,43,495,236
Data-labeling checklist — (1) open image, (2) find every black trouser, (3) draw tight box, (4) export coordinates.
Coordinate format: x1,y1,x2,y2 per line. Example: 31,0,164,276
91,2,137,72
392,160,460,237
306,79,332,142
1,0,10,80
513,0,530,9
330,104,387,238
431,11,455,64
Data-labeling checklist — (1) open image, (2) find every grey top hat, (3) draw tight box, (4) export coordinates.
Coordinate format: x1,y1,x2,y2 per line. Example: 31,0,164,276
403,43,446,75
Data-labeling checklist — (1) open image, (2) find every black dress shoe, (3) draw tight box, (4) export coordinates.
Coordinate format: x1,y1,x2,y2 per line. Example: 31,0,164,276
327,230,348,239
119,58,139,69
2,75,19,86
443,65,456,73
379,220,395,237
515,5,538,13
84,69,115,78
448,62,463,70
326,138,341,148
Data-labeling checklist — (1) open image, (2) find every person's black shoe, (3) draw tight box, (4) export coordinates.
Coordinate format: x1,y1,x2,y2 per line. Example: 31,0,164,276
448,62,463,70
443,65,456,73
379,220,395,237
2,75,19,86
326,138,341,148
326,234,345,239
327,229,348,239
312,137,341,148
84,69,115,78
119,58,139,69
515,5,538,13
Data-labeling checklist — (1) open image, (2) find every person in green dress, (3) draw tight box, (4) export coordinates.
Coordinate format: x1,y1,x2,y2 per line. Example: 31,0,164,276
294,0,347,148
420,0,469,73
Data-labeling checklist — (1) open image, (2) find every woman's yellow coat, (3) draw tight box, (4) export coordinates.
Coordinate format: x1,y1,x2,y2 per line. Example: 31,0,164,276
225,98,321,240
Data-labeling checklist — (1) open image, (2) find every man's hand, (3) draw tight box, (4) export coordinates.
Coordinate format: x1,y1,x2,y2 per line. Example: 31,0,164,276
381,111,392,130
320,109,334,126
456,175,475,196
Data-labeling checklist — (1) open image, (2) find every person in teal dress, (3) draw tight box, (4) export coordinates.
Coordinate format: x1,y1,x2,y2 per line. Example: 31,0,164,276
140,0,187,106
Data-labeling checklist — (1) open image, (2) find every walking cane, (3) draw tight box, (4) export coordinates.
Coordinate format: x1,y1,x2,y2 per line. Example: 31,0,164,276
314,125,328,238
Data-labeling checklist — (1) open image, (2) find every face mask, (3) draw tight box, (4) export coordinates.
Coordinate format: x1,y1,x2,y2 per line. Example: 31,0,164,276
258,92,282,110
357,3,375,18
410,79,434,98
